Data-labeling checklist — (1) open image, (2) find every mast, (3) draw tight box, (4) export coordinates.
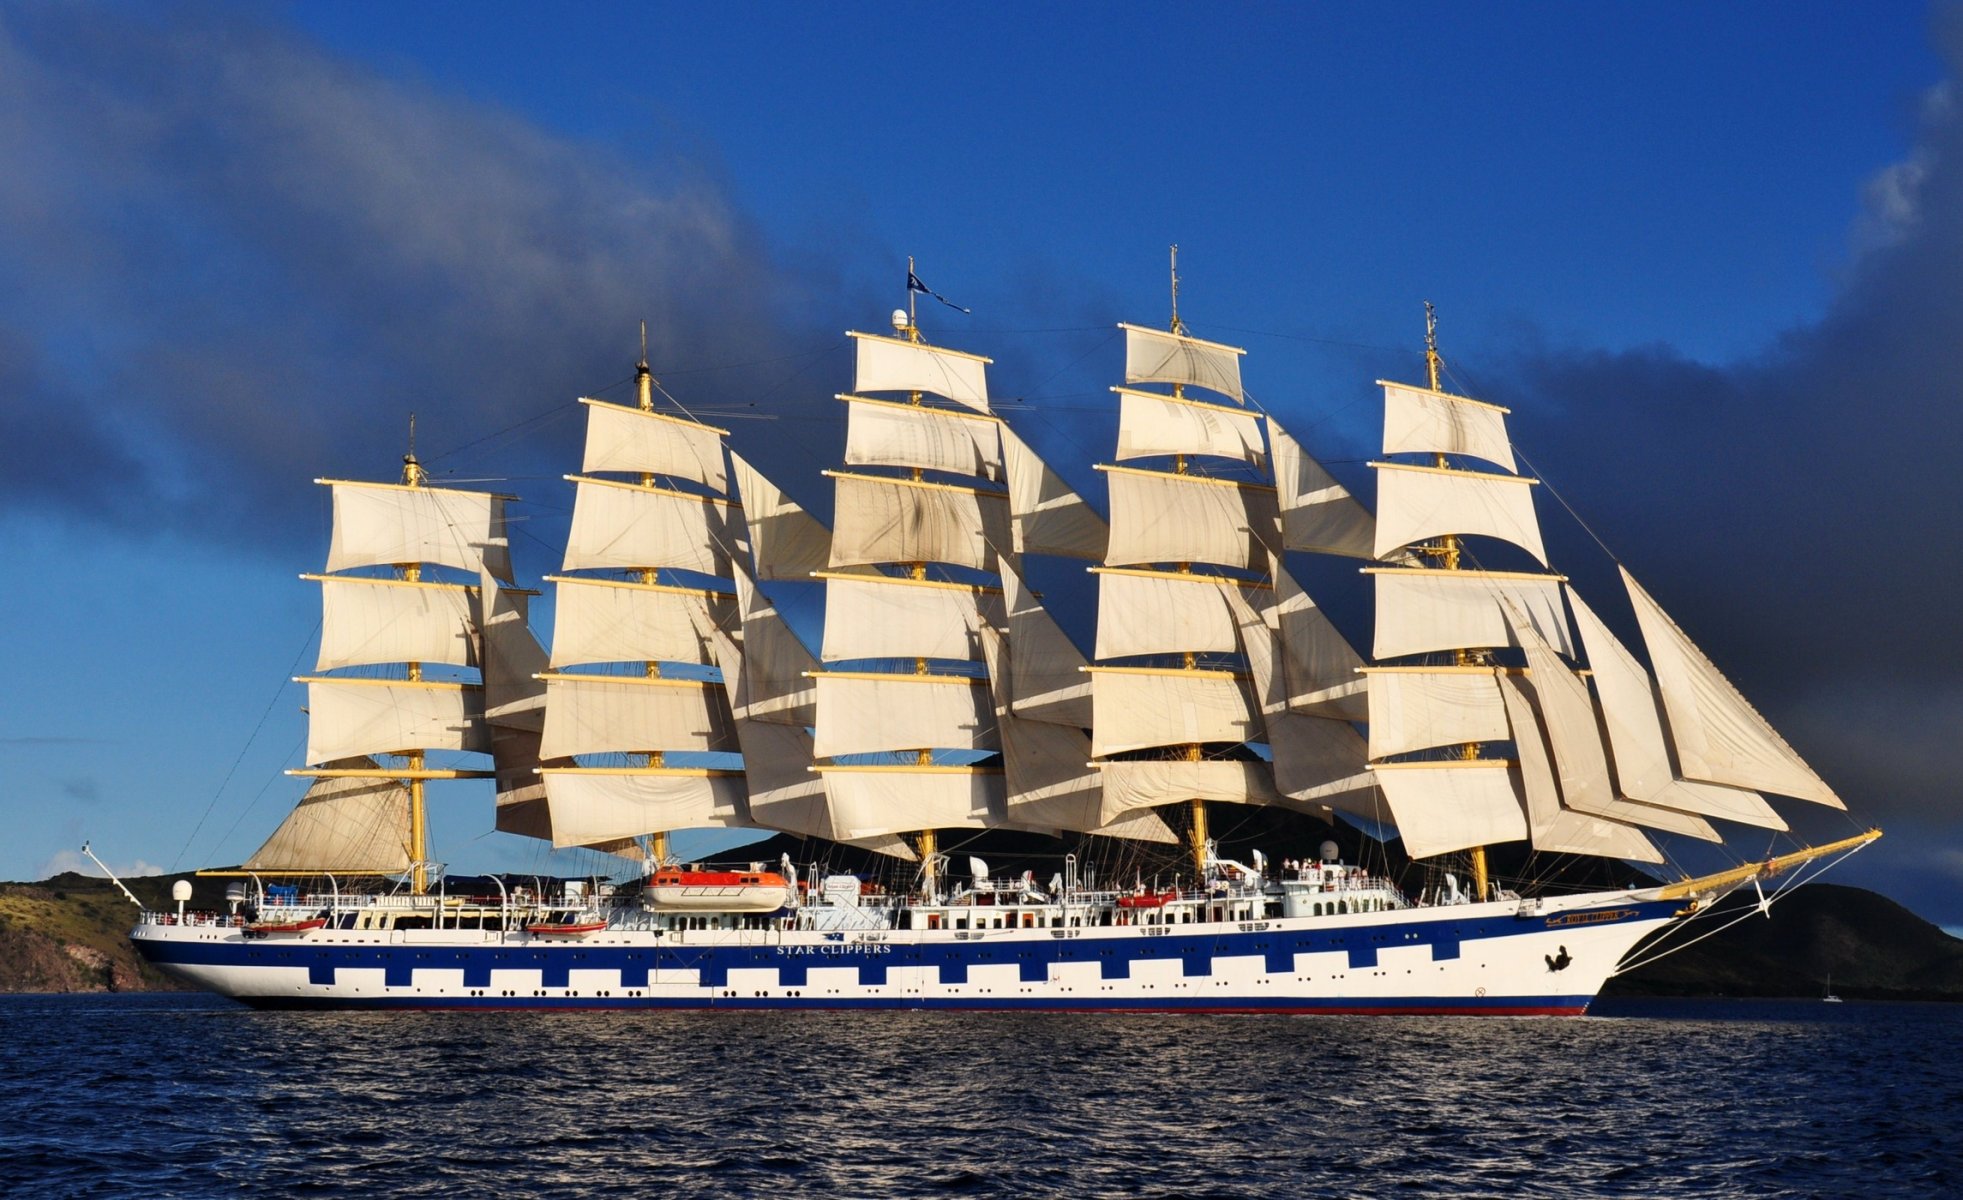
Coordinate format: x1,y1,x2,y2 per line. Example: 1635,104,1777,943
816,264,1010,899
291,418,509,895
1425,305,1487,900
1093,255,1271,882
535,334,755,862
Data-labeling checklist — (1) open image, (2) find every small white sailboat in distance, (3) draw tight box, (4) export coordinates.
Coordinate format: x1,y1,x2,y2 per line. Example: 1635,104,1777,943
1824,974,1843,1003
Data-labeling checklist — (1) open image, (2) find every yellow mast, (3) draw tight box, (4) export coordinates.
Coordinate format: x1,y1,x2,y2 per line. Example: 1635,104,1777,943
902,258,939,896
633,322,671,872
1165,244,1209,883
1421,303,1489,901
399,419,431,895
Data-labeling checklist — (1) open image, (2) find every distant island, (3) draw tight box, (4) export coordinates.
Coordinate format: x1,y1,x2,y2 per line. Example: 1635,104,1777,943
5,872,1960,1000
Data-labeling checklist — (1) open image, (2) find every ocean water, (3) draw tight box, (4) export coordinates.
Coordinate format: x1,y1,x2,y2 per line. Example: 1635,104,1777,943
2,994,1957,1199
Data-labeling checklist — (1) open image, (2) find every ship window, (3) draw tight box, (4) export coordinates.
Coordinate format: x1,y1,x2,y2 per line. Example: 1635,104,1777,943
955,918,969,930
928,915,942,930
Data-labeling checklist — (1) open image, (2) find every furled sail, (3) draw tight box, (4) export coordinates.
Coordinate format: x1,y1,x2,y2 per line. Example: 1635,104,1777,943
1622,568,1845,808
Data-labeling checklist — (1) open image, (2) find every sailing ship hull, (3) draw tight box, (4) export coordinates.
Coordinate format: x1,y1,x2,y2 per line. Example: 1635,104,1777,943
130,891,1680,1015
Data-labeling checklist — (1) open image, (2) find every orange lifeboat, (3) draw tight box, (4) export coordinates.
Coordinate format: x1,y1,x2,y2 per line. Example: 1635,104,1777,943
1115,889,1179,910
646,866,794,912
244,917,328,935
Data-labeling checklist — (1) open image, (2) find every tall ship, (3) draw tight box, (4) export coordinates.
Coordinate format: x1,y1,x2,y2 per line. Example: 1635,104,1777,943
126,263,1879,1013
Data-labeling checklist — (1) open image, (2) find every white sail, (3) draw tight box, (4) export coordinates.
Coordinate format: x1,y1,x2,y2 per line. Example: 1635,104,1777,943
811,672,998,758
1114,387,1264,466
1372,462,1547,566
1494,672,1663,863
537,674,738,760
999,424,1108,560
1380,382,1517,473
1087,667,1259,758
1371,761,1529,861
1568,590,1786,829
243,760,413,873
729,453,831,582
1512,626,1721,841
1000,561,1094,727
819,572,1003,663
828,472,1010,572
477,571,547,734
817,766,1009,840
1120,323,1245,403
323,480,513,583
537,769,749,848
977,626,1177,842
546,577,732,669
850,331,990,412
1271,564,1368,720
491,726,554,842
1364,668,1511,760
843,396,1002,480
1092,567,1246,661
1267,416,1376,559
300,677,487,765
313,576,477,672
579,399,729,492
729,565,818,727
1369,567,1574,661
1100,466,1277,571
1095,759,1282,823
1220,583,1377,814
562,476,742,577
1623,568,1845,808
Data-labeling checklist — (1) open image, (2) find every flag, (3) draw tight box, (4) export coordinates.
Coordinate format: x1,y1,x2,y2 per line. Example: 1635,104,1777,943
907,271,971,314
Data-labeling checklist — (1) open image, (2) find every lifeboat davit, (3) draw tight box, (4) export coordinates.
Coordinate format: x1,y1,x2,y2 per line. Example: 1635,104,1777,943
646,867,793,912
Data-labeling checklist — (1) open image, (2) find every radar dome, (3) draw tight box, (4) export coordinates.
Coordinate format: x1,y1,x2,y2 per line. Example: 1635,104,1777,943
891,308,909,331
1320,840,1340,863
171,880,193,902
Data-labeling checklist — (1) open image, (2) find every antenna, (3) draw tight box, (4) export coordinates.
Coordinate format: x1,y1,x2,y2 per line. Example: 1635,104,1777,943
402,412,424,485
906,255,920,342
1424,300,1441,391
636,319,654,411
1169,244,1185,336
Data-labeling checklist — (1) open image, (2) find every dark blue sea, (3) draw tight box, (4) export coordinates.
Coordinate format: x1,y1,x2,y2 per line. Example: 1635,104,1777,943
2,994,1957,1199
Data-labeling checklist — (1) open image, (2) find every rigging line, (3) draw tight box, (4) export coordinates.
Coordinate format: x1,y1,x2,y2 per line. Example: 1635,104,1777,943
425,397,585,467
1511,445,1623,565
202,730,310,871
1199,322,1417,358
171,620,323,871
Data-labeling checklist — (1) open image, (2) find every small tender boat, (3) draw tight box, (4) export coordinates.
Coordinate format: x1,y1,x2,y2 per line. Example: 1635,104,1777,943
526,919,608,936
1116,890,1180,910
244,917,327,935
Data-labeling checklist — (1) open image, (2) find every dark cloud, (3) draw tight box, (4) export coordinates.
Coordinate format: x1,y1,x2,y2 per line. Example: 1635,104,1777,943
60,778,100,804
0,5,856,551
1479,9,1963,843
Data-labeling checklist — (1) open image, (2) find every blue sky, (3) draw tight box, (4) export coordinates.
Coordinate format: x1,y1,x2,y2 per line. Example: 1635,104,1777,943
3,2,1959,924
